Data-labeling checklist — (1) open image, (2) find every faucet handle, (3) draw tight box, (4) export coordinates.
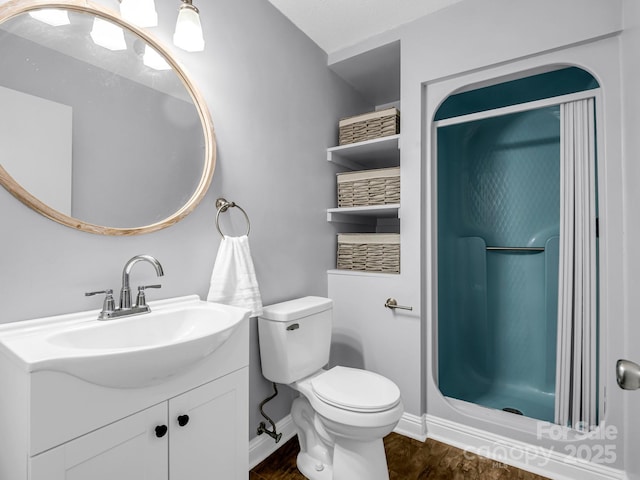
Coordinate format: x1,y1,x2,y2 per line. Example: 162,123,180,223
135,284,162,308
85,289,116,318
85,289,114,296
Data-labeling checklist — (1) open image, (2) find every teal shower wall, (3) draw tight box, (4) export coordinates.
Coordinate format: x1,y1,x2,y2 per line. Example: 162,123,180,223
437,106,560,422
434,67,599,121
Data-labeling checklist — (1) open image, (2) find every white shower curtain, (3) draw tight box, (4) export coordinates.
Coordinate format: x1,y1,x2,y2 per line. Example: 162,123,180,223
555,98,598,431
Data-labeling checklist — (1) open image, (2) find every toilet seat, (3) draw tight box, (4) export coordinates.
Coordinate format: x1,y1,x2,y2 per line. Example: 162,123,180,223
293,368,404,430
311,366,401,413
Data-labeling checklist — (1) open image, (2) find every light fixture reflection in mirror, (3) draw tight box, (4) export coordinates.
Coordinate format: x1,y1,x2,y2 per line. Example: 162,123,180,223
143,45,171,70
28,9,70,26
174,0,204,52
91,16,126,51
0,0,216,235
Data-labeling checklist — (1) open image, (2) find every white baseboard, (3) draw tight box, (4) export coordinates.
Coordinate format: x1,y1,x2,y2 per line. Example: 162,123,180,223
248,412,625,480
394,412,428,442
249,414,297,470
424,414,626,480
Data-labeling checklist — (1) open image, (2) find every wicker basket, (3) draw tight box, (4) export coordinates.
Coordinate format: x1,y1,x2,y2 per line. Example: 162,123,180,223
338,107,400,146
337,167,400,208
337,233,400,273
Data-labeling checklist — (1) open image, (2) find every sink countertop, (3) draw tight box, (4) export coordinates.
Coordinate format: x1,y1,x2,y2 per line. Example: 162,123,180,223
0,295,251,388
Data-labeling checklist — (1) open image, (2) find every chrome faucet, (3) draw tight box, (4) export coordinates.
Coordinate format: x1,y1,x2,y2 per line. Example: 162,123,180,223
85,254,164,320
120,254,164,309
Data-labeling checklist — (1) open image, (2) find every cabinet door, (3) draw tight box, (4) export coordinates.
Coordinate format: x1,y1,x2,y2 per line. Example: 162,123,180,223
169,368,248,480
30,403,168,480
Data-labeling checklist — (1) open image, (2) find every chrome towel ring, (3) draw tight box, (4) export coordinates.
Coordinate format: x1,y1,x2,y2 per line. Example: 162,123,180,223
215,198,251,238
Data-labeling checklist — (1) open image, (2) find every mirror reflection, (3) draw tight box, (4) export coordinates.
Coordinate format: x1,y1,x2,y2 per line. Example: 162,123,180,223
0,7,207,229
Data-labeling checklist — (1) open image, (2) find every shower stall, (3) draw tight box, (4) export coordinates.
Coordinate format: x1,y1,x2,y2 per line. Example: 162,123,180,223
435,67,601,427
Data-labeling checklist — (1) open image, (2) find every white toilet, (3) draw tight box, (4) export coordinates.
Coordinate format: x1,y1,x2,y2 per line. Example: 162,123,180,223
258,296,403,480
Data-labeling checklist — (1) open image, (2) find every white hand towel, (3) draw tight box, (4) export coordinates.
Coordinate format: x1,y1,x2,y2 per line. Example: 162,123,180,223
207,235,263,317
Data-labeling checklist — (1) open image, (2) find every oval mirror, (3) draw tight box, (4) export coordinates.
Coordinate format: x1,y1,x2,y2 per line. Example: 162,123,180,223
0,0,215,235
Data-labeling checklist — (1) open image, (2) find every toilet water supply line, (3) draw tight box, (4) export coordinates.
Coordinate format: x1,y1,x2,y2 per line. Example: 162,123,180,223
257,382,283,443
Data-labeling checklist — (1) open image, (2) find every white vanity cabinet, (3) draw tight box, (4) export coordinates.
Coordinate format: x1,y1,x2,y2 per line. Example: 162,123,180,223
29,368,248,480
30,402,169,480
0,299,250,480
169,369,248,479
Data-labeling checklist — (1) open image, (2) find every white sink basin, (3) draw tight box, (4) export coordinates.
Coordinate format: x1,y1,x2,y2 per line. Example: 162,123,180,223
0,296,250,388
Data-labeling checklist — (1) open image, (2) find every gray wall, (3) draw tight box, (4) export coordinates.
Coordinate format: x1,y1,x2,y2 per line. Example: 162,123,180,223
0,0,369,438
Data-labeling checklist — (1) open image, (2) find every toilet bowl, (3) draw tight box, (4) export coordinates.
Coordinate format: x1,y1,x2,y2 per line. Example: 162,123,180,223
258,297,404,480
294,367,403,479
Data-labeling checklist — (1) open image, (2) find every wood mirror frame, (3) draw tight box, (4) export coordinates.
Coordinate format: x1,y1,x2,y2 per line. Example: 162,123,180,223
0,0,216,235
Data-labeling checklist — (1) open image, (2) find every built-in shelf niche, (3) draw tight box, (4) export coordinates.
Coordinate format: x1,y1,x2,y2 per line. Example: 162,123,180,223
326,39,402,270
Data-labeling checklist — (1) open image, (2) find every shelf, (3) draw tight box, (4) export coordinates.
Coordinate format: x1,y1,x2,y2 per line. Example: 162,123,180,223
327,269,399,278
327,135,400,170
326,204,400,224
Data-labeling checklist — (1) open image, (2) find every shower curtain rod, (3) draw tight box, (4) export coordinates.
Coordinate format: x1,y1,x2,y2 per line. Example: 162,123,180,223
486,246,545,252
433,89,597,129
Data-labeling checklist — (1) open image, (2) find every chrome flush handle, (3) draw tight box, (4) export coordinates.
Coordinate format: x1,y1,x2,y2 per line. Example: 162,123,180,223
384,298,413,311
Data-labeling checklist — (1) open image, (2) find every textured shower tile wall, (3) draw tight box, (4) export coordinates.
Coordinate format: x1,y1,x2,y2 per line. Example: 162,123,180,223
464,107,560,247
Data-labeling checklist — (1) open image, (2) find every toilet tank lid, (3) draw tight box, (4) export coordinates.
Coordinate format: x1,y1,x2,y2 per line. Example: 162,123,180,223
260,296,333,322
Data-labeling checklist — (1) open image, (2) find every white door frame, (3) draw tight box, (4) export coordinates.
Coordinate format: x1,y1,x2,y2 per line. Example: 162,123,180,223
423,36,626,477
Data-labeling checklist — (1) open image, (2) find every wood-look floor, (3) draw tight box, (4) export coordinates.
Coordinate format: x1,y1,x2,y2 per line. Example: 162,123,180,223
250,433,551,480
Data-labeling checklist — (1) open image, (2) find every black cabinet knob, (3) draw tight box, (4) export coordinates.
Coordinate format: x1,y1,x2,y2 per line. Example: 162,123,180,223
155,425,168,438
177,414,190,427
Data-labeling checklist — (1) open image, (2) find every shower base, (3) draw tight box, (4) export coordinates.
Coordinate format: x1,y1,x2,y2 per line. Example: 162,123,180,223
444,381,554,423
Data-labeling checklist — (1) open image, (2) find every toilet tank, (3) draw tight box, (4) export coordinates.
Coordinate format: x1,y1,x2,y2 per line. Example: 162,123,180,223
258,296,333,384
